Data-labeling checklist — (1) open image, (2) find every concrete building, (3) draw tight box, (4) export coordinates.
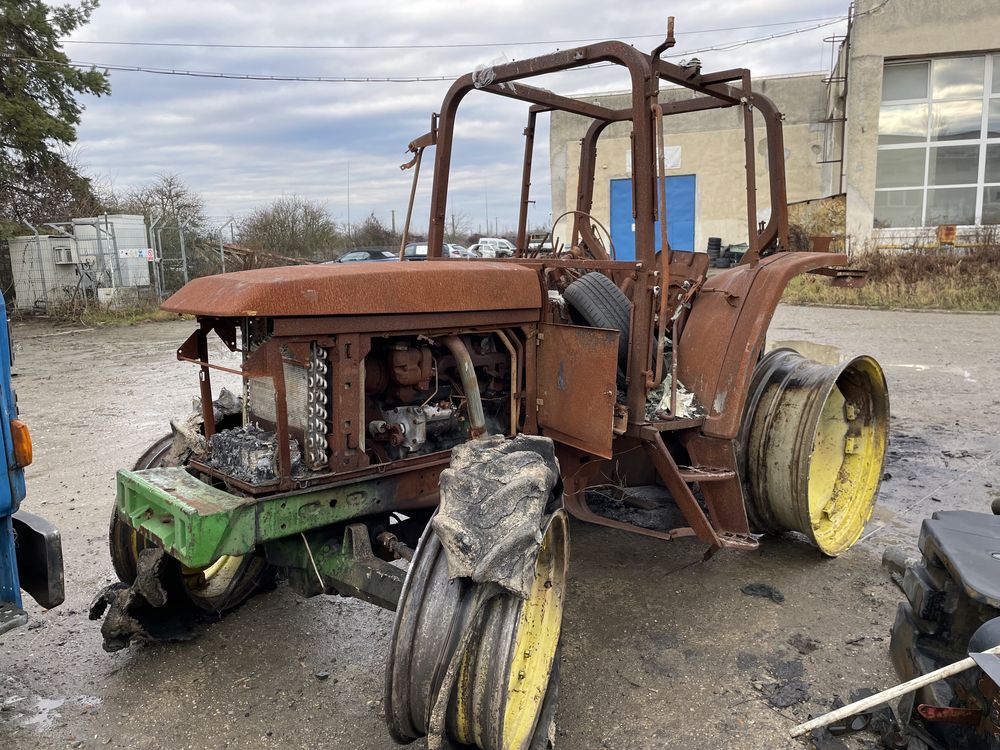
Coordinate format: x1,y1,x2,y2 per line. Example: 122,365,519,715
549,0,1000,254
9,215,153,311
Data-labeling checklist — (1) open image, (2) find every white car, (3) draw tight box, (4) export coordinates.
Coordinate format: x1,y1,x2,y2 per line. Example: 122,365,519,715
476,237,516,257
401,243,477,259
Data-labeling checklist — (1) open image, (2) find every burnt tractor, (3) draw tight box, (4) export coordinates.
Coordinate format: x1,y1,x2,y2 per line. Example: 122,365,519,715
92,24,890,750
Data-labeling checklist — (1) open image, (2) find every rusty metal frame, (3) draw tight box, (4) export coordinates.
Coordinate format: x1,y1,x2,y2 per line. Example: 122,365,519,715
158,30,849,557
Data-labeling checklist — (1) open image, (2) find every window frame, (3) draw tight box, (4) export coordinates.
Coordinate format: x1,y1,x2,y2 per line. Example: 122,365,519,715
875,53,1000,227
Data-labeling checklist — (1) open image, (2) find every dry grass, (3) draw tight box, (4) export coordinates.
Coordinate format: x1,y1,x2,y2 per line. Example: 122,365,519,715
782,244,1000,312
18,303,186,326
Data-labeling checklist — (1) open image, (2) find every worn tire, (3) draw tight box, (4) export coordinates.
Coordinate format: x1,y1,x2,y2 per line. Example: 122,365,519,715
890,543,1000,749
563,272,631,371
109,432,273,614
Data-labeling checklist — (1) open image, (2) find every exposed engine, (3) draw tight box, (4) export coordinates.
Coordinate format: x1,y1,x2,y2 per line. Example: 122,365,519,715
363,334,512,461
206,322,514,486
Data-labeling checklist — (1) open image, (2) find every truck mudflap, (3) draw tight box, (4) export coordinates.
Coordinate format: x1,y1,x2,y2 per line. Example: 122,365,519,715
12,509,64,610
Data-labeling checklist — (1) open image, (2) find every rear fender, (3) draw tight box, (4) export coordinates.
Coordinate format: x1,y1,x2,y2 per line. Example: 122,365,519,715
676,252,848,440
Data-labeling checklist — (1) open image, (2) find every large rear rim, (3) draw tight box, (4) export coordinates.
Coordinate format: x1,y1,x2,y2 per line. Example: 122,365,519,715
741,348,890,556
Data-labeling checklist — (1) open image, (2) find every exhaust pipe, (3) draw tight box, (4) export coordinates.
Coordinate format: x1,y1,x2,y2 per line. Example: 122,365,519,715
739,348,889,556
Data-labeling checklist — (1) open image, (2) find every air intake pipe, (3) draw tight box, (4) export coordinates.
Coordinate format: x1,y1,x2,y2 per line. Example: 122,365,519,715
442,335,487,439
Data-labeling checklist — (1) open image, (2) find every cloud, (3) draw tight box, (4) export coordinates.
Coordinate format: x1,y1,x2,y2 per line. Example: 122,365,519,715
65,0,849,232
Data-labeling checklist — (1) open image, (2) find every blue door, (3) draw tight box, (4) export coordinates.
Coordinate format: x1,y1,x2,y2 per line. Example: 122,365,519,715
609,175,696,260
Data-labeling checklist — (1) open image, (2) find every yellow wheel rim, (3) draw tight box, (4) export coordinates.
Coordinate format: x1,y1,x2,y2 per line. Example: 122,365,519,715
181,555,246,600
501,512,568,750
807,358,889,555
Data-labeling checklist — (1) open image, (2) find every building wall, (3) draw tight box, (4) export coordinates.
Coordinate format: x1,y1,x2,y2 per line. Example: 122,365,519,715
843,0,1000,240
549,74,831,252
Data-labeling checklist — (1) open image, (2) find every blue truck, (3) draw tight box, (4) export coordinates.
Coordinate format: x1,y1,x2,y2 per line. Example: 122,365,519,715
0,296,63,634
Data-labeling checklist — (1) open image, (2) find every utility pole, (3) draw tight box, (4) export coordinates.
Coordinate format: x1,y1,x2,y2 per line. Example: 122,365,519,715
346,162,352,244
484,183,489,236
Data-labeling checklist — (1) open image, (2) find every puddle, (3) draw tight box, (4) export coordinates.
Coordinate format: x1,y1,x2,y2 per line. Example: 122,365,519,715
4,694,103,732
766,339,844,365
19,697,65,729
885,363,976,383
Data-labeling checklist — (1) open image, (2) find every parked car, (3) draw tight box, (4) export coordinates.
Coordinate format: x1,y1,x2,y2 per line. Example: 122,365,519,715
477,237,516,257
401,243,476,259
446,245,480,259
335,248,397,263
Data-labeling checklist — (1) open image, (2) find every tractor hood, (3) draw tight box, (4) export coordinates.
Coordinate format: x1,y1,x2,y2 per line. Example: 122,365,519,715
161,261,542,317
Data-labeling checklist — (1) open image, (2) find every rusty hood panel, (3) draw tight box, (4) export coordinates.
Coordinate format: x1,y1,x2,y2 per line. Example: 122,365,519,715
161,261,543,317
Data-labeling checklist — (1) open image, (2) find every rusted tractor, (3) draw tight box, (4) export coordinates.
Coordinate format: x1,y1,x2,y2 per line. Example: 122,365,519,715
92,24,889,750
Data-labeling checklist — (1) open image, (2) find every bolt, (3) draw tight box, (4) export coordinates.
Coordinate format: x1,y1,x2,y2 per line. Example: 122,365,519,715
517,670,526,680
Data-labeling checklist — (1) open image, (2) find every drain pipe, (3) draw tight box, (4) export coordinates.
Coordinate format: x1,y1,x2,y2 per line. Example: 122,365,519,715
441,335,487,438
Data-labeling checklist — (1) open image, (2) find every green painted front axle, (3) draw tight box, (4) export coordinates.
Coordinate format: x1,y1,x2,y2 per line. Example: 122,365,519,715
117,467,398,569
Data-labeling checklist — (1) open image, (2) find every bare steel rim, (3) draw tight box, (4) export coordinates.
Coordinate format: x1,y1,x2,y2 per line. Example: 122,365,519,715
739,348,890,556
385,510,569,750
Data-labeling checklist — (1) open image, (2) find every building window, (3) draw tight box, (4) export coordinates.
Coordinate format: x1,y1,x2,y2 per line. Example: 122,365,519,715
874,54,1000,227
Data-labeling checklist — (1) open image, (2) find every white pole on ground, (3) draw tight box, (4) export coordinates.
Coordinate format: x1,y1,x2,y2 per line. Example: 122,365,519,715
789,644,1000,738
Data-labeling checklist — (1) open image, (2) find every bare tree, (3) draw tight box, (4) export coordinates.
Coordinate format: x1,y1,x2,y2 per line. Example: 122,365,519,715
351,212,399,249
110,173,206,232
445,210,472,244
237,196,344,262
103,173,208,291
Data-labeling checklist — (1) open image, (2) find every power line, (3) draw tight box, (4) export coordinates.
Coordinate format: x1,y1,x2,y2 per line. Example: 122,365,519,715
5,12,865,85
61,16,846,51
1,56,456,83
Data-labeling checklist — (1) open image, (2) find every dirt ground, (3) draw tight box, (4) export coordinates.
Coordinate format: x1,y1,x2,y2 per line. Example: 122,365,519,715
1,304,998,750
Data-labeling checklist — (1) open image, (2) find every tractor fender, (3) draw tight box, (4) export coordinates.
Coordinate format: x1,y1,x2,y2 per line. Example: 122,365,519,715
675,251,848,440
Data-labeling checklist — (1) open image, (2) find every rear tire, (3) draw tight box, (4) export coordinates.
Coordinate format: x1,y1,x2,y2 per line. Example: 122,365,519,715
109,432,272,614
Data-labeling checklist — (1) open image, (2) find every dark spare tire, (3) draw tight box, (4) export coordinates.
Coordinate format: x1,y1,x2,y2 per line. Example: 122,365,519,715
563,272,631,372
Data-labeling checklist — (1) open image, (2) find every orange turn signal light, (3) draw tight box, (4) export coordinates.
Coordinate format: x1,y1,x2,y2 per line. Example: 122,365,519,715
10,419,31,468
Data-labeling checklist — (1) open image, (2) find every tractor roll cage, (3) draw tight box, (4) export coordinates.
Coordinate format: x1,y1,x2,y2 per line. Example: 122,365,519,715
402,33,791,425
417,38,790,262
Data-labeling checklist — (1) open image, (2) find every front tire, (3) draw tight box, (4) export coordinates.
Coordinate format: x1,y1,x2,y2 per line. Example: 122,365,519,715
109,433,272,614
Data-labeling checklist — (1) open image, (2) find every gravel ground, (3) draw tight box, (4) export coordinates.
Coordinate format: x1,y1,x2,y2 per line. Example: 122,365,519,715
1,304,998,750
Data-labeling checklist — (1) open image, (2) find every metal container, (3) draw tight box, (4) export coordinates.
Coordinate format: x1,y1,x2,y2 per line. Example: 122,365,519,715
740,348,889,556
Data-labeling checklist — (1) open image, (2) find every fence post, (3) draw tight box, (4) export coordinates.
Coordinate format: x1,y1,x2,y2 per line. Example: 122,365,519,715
178,224,190,284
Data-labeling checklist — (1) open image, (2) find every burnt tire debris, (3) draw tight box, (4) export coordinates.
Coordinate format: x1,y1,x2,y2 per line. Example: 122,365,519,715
97,424,274,650
386,435,568,750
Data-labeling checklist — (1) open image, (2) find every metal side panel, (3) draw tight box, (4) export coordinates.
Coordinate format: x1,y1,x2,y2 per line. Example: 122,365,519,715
535,323,618,459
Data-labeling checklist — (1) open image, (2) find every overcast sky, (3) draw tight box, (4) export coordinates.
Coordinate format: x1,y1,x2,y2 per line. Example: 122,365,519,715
63,0,852,237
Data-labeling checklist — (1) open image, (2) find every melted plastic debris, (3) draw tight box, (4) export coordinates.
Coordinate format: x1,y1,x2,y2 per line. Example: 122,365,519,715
432,434,560,599
644,372,705,421
207,425,305,485
166,387,244,465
